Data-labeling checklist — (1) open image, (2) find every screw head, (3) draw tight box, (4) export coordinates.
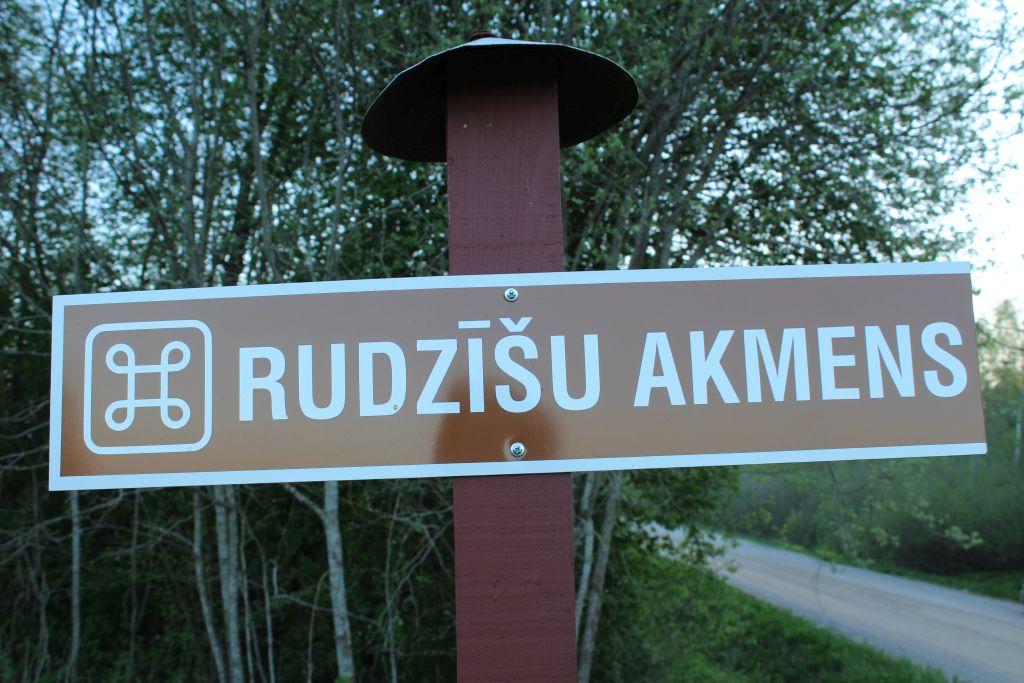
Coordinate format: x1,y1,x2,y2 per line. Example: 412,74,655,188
509,442,526,458
504,287,519,302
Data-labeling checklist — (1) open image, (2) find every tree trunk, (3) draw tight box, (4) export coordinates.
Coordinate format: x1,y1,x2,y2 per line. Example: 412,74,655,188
577,472,624,683
66,491,81,683
244,0,277,283
238,524,261,683
283,482,356,682
215,486,245,683
128,491,140,680
260,556,277,683
31,539,52,683
325,0,352,279
1014,382,1022,465
324,481,356,682
195,492,228,683
575,473,601,639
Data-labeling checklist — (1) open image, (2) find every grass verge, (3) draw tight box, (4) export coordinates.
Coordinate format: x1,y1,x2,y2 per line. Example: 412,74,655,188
595,546,948,682
737,535,1022,603
855,565,1020,603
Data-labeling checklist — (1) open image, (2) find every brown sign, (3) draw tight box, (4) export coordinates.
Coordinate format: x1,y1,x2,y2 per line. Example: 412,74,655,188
49,263,986,490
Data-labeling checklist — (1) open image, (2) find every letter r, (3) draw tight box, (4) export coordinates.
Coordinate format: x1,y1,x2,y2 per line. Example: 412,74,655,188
239,347,288,421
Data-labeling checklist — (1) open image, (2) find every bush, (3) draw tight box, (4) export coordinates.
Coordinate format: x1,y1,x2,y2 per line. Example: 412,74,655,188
593,542,945,682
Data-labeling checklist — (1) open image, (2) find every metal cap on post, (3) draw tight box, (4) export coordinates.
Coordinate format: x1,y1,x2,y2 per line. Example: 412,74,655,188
361,33,638,162
362,33,637,683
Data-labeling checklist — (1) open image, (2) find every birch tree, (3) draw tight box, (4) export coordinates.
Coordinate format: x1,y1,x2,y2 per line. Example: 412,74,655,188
0,1,1018,680
285,482,356,682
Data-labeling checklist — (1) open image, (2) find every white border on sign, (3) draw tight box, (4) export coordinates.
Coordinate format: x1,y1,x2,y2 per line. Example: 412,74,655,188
51,261,971,307
48,443,987,491
49,297,65,492
49,261,980,491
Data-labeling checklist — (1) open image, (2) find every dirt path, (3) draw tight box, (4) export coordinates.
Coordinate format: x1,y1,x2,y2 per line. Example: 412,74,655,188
709,538,1024,683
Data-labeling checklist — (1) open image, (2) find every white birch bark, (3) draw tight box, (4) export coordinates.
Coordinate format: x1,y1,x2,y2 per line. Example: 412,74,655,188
66,491,81,683
215,486,245,683
577,472,624,683
194,492,228,683
128,491,140,680
284,482,356,682
244,0,278,282
575,472,601,639
324,481,356,682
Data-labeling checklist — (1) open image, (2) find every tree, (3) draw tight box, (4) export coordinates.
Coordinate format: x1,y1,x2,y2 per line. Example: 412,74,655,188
980,300,1024,464
561,0,1019,272
727,303,1024,585
0,1,1018,680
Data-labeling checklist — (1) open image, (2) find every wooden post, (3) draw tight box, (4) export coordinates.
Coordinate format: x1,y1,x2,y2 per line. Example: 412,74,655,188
360,33,635,682
446,51,578,682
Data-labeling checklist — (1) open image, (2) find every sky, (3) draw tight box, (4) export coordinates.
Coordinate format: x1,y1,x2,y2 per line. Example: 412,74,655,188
956,2,1024,320
955,133,1023,319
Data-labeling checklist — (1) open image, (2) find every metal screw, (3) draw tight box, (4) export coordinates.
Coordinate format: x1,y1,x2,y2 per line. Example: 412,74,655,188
509,442,526,458
504,287,519,302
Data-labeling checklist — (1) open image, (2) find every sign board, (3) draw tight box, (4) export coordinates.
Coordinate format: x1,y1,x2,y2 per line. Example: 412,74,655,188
49,262,986,491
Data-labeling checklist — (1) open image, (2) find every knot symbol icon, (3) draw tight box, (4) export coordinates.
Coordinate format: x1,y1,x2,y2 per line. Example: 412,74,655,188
104,340,192,431
83,319,212,455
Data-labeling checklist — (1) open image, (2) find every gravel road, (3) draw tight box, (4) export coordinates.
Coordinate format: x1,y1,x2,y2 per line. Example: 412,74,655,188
709,538,1024,683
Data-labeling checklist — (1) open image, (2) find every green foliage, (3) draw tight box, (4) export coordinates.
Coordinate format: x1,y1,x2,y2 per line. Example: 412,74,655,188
593,546,946,682
731,450,1024,575
562,0,1019,271
1,0,1019,680
728,303,1024,584
861,564,1021,603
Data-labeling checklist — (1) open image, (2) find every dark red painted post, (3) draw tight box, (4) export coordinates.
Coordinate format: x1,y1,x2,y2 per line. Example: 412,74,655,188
360,33,636,683
446,50,578,682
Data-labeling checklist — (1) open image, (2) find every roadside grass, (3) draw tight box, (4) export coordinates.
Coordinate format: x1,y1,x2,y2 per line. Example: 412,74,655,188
596,545,948,682
737,535,1022,603
854,566,1021,603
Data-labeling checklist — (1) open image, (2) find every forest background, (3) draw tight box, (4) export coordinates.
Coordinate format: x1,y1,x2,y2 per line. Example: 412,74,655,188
1,1,1022,682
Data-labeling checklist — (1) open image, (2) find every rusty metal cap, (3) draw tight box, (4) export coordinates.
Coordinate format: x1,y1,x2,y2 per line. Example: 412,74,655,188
361,35,638,162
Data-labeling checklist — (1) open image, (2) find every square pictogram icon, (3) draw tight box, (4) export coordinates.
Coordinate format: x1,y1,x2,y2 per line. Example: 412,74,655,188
83,320,212,454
